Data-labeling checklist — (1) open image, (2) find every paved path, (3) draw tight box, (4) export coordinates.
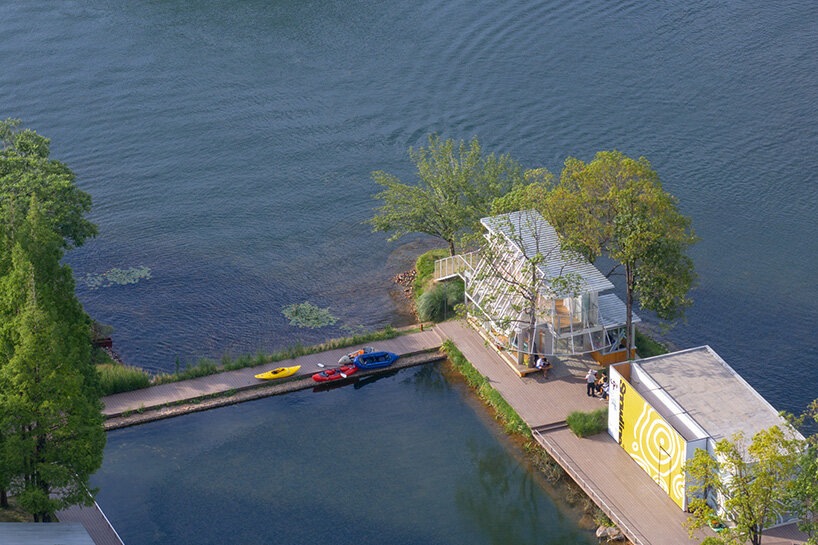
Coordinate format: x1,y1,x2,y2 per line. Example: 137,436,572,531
436,320,709,545
102,329,442,416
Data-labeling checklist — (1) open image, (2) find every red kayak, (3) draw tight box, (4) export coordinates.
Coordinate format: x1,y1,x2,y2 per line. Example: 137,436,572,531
312,365,357,382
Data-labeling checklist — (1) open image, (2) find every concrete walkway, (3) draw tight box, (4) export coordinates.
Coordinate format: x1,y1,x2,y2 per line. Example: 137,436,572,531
436,320,710,545
102,329,442,416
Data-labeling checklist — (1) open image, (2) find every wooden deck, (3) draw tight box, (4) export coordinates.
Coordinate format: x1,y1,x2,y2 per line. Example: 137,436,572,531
102,329,442,416
436,320,711,545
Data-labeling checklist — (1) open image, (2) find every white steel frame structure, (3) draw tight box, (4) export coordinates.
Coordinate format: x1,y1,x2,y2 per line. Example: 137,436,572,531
435,210,639,362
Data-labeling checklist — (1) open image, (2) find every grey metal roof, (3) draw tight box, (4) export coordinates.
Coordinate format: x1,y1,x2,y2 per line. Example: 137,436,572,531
481,210,615,295
598,293,641,328
0,523,95,545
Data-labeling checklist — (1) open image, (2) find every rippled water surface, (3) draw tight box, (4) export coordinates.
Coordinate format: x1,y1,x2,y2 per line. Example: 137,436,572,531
92,365,596,545
1,0,816,413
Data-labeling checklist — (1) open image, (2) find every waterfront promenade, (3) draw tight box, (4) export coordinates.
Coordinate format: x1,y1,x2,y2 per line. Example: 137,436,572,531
102,329,442,417
435,320,708,545
98,322,807,545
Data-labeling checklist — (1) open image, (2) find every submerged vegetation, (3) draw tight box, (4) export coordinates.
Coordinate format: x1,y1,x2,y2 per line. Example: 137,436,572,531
83,266,152,289
282,301,338,329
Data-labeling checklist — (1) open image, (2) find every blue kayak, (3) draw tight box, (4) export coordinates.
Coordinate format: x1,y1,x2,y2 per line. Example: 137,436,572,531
354,351,399,370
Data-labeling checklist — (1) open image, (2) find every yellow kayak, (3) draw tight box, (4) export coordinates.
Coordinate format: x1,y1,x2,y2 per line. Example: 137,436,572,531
254,365,301,380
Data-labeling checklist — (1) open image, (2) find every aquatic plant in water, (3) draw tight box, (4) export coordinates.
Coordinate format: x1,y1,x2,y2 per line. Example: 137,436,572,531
84,266,152,289
282,301,338,329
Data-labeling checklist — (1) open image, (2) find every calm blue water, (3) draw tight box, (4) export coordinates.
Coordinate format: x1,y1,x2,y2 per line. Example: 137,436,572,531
1,1,816,414
92,365,596,545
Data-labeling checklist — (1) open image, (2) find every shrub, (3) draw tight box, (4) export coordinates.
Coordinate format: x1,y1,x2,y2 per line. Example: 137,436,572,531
417,280,464,322
635,328,668,358
566,408,608,437
97,364,152,396
413,248,450,298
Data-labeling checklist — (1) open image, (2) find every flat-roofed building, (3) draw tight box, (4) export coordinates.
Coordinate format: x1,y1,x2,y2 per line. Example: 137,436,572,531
0,522,94,545
607,345,800,525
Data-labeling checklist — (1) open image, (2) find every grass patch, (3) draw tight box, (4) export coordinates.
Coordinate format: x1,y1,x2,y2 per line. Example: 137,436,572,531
97,363,152,396
635,328,668,358
442,340,530,438
417,279,464,322
91,346,117,365
413,248,450,298
0,497,34,522
566,408,608,437
103,326,403,394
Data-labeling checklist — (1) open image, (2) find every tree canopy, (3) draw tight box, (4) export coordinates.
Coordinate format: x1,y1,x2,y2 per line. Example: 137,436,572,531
369,135,524,255
504,151,698,358
0,122,104,521
0,118,97,249
684,426,802,545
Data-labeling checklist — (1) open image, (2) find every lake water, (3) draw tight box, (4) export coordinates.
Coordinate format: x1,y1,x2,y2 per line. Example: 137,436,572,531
1,0,816,415
92,365,596,545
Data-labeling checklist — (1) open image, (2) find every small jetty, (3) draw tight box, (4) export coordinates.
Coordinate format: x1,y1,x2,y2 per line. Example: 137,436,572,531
102,329,444,428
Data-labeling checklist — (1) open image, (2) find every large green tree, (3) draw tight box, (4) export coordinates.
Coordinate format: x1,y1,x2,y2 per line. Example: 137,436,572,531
369,135,524,256
0,118,96,249
684,426,802,545
530,151,697,358
0,123,104,521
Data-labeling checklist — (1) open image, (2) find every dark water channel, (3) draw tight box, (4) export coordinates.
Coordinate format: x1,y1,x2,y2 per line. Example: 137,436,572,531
93,364,595,545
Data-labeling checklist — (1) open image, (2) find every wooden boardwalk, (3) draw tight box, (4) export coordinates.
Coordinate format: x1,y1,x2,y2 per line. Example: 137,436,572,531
436,320,710,545
102,329,442,416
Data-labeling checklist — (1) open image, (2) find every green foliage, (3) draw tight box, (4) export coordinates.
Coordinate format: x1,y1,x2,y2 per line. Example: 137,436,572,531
789,445,818,544
152,358,219,385
0,203,105,521
523,150,699,357
634,328,668,358
684,427,803,545
120,327,402,391
83,266,151,289
417,280,464,322
413,248,450,298
0,118,97,248
97,364,152,396
442,340,531,438
369,134,524,255
566,409,608,437
282,301,338,329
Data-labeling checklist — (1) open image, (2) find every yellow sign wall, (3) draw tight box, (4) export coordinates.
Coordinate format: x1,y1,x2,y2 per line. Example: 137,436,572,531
619,380,687,509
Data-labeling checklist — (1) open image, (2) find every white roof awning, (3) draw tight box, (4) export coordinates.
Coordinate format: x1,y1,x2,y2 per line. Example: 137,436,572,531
481,210,615,295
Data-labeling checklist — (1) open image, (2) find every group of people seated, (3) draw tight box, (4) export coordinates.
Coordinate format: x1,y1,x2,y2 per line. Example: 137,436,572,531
585,368,609,399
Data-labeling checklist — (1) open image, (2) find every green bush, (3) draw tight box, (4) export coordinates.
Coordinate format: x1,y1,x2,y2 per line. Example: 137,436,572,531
417,280,464,322
635,328,668,358
414,248,450,298
442,340,531,438
566,408,608,437
97,364,152,396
